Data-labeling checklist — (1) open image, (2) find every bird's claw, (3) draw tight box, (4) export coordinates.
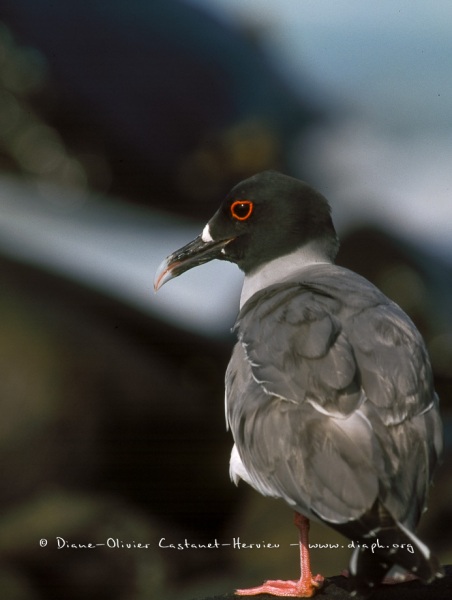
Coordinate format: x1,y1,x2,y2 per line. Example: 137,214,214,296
235,574,324,597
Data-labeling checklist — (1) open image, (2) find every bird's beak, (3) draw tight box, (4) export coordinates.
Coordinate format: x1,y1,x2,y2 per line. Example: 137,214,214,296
154,233,234,292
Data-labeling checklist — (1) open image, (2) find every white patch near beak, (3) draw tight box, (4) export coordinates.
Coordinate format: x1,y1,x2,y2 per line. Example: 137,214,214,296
201,223,213,243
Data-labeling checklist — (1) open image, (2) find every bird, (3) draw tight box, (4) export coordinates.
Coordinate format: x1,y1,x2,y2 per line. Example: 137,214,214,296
154,170,443,597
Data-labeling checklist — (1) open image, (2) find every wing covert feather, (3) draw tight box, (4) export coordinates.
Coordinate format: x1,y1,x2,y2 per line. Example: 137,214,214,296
226,265,442,525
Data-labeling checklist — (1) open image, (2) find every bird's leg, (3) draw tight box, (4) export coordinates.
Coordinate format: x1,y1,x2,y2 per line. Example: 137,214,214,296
294,513,325,594
235,512,324,598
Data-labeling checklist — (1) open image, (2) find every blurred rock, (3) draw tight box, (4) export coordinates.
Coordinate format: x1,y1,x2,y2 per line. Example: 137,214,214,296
0,0,325,216
0,256,239,598
0,490,166,600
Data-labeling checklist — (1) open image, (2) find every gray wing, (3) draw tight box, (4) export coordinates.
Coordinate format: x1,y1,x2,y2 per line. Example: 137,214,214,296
226,266,442,526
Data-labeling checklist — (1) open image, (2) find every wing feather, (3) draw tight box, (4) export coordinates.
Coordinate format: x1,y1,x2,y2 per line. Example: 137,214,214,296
226,264,442,527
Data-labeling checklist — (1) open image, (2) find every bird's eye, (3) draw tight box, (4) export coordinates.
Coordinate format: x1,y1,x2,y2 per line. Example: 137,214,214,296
230,200,254,221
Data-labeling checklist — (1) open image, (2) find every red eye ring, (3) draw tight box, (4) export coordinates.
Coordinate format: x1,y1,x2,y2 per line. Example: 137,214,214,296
230,200,254,221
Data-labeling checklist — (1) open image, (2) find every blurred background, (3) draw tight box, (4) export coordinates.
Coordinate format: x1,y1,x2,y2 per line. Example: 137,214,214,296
0,1,451,598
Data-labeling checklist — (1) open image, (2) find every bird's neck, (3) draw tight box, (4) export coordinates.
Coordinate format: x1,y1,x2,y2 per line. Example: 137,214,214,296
240,241,333,308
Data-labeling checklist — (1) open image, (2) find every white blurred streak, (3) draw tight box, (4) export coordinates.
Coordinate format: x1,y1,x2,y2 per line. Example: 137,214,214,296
296,120,452,257
0,178,243,337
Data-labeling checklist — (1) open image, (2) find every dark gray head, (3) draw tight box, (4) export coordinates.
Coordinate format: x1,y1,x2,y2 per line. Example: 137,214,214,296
154,171,339,290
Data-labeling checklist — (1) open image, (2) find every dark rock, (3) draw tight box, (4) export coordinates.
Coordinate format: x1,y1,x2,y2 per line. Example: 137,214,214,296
196,565,452,599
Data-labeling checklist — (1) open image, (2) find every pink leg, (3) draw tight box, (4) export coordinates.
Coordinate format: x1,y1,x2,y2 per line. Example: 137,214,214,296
235,512,324,597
